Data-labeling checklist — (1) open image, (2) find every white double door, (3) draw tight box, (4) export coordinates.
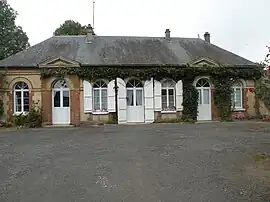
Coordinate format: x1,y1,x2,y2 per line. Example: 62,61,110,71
197,87,211,121
126,88,144,122
52,88,70,124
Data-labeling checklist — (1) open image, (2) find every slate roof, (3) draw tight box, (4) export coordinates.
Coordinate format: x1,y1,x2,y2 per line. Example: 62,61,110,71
0,35,256,67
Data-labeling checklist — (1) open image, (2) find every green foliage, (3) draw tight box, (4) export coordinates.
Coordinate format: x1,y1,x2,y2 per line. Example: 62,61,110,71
182,79,198,121
0,0,29,60
12,103,42,128
212,77,234,121
54,20,94,36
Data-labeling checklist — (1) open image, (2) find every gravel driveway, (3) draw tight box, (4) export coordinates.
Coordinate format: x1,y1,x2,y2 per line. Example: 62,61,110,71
0,122,270,202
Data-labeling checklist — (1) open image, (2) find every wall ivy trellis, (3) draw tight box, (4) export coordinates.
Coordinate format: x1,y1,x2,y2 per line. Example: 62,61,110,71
41,65,262,121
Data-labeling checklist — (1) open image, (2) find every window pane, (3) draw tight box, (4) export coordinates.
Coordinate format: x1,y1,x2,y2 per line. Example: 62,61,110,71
127,90,133,106
63,91,69,107
23,91,29,112
101,89,107,110
162,88,167,110
235,88,241,108
198,89,202,104
15,91,22,112
168,89,174,109
203,89,209,104
93,89,100,110
136,89,142,106
54,91,60,107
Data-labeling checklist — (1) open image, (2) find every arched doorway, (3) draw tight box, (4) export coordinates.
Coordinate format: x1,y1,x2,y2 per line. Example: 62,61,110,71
52,79,70,124
196,78,211,120
126,79,144,122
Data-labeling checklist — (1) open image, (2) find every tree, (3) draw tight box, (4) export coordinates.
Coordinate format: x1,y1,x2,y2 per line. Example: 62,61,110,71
0,0,30,60
254,47,270,118
54,20,94,36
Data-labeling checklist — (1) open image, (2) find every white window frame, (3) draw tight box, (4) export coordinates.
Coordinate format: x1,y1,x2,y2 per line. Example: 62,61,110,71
232,83,243,110
161,79,176,112
93,80,108,112
13,82,30,115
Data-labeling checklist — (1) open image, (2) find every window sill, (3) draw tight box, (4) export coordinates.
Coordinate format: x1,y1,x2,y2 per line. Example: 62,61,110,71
92,111,109,115
161,111,177,114
233,108,246,112
13,112,29,116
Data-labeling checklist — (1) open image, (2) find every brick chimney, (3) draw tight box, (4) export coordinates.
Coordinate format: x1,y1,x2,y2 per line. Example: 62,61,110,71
165,29,171,40
204,32,210,43
86,24,96,43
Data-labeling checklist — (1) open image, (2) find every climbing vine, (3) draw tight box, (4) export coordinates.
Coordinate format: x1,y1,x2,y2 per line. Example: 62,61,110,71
41,65,262,121
182,78,198,121
211,77,234,121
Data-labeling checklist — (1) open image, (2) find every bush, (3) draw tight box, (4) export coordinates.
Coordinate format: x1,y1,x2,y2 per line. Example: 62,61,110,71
12,103,42,128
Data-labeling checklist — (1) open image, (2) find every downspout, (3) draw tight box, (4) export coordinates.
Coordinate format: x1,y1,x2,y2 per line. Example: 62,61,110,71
153,77,155,119
114,78,118,123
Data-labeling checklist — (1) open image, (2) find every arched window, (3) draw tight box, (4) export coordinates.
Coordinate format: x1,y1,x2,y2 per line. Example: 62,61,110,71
161,79,176,111
232,82,243,109
13,82,29,114
93,80,107,112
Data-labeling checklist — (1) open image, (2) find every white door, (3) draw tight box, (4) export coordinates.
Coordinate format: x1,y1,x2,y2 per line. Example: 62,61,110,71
52,80,70,124
126,79,144,123
196,78,211,121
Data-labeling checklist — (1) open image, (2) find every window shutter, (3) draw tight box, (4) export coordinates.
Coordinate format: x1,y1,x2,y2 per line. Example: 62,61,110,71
144,78,154,123
117,78,127,124
176,80,183,110
154,80,162,111
107,80,116,112
83,80,92,112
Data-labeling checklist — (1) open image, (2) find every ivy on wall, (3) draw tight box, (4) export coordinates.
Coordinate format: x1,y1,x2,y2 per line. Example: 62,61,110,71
211,77,234,121
40,65,262,121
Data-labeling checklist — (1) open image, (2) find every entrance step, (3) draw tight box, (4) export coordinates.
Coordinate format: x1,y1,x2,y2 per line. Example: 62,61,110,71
43,124,75,128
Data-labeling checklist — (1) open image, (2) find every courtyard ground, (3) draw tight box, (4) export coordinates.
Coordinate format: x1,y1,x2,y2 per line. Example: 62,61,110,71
0,122,270,201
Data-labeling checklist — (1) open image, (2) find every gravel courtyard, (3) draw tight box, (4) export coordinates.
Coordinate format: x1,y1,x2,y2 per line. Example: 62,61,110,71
0,122,270,202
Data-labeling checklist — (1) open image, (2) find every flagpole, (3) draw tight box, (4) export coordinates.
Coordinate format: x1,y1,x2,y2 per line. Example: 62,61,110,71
92,1,95,29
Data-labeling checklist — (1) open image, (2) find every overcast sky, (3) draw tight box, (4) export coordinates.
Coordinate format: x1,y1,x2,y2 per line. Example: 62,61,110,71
7,0,269,63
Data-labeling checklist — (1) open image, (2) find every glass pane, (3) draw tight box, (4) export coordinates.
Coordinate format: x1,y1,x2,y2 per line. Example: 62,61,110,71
235,88,241,108
54,91,60,107
101,89,107,110
63,91,69,107
93,89,100,110
203,89,210,104
136,89,142,106
162,89,167,110
198,89,202,104
127,90,133,106
15,91,22,112
23,91,29,112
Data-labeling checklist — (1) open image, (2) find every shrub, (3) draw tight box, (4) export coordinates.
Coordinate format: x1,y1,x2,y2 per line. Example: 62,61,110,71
12,102,42,128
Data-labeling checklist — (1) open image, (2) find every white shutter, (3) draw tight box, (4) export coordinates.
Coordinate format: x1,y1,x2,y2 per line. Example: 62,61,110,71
144,78,154,123
176,80,183,111
107,80,116,112
83,80,92,112
154,80,162,111
117,78,127,124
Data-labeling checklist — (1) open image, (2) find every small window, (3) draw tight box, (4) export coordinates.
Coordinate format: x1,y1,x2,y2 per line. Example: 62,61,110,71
161,79,176,111
93,80,108,112
13,82,30,114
